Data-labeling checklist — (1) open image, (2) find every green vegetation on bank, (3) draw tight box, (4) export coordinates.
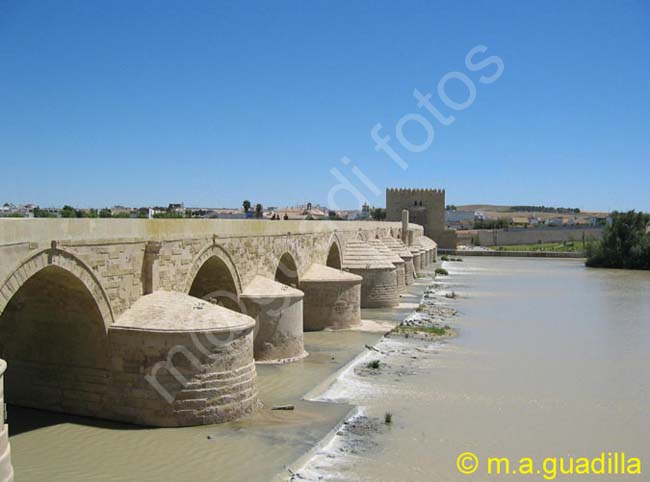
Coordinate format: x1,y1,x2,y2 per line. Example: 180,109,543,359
473,218,510,230
435,268,448,276
367,360,381,369
441,255,463,261
586,211,650,270
394,325,451,336
495,241,588,253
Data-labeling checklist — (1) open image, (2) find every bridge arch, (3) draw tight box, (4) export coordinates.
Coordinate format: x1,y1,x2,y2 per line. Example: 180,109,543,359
0,250,112,413
326,234,343,269
275,252,299,288
185,244,242,312
0,248,113,329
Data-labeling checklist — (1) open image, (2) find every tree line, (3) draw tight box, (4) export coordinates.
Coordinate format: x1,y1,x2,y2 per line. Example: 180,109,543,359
586,211,650,270
509,206,581,214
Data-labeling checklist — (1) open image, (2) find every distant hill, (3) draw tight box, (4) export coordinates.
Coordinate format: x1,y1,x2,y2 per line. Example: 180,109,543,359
451,204,608,220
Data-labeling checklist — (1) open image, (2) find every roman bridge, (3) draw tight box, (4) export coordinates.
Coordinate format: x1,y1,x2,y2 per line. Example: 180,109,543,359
0,217,436,436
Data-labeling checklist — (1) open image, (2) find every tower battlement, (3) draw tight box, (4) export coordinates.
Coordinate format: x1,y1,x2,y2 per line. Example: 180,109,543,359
385,187,456,249
386,188,445,194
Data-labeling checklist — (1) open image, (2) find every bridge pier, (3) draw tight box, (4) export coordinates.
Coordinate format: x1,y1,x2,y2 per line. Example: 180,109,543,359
369,240,407,293
240,276,306,363
419,236,438,263
382,236,415,285
108,291,257,427
410,246,423,274
300,264,362,331
0,361,13,482
343,240,399,308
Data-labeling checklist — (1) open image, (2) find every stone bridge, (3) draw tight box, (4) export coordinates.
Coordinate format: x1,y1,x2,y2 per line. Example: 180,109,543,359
0,217,436,437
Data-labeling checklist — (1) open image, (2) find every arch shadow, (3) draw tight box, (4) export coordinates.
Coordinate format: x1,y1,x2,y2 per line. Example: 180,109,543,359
185,244,243,312
275,252,299,288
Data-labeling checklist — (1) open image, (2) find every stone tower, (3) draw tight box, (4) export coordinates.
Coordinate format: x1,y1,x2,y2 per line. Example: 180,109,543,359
386,188,457,249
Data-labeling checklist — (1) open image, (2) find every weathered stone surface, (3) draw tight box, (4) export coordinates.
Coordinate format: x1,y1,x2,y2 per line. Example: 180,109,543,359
0,360,14,482
382,236,415,285
240,276,306,363
386,188,457,249
410,246,424,274
418,236,438,264
368,240,406,293
108,291,257,427
301,264,362,331
342,240,399,308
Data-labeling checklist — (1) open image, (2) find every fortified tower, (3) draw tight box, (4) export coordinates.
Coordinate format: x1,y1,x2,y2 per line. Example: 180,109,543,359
386,188,457,249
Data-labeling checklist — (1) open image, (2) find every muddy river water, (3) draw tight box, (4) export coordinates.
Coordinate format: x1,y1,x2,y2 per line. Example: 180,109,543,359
9,258,650,481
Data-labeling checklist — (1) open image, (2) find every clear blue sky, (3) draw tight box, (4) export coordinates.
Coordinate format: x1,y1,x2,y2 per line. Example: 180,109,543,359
1,0,648,211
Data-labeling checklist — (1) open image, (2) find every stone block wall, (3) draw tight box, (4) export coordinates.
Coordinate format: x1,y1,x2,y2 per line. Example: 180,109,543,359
474,227,603,247
301,281,361,331
243,297,305,363
108,326,257,427
0,360,13,482
62,241,147,319
347,268,399,308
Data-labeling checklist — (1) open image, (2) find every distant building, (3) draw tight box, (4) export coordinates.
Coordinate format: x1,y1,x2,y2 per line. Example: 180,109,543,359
111,205,135,217
386,188,457,248
446,210,476,229
511,216,530,227
1,203,37,217
589,216,610,227
360,202,370,220
168,203,185,215
272,204,329,220
213,209,246,219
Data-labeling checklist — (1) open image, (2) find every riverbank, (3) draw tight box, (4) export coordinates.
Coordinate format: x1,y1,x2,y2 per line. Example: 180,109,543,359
440,248,584,258
283,269,458,480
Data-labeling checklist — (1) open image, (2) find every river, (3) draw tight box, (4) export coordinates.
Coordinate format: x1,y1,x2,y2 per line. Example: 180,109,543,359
297,257,650,481
8,258,650,481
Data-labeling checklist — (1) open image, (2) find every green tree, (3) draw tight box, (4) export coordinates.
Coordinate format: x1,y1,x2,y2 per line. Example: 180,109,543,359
34,208,55,218
473,218,509,230
255,203,263,219
153,211,183,219
60,205,78,218
586,211,650,270
99,208,112,218
328,210,341,220
242,200,251,214
371,207,386,221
